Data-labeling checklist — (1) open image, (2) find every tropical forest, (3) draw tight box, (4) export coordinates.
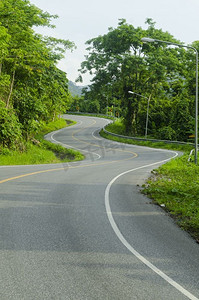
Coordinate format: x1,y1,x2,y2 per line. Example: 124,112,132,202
76,18,198,143
0,0,198,154
0,0,75,157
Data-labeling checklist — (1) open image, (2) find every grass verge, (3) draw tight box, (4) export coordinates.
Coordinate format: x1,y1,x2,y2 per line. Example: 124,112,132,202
142,155,199,242
0,119,84,165
100,129,193,152
101,121,199,243
102,118,194,151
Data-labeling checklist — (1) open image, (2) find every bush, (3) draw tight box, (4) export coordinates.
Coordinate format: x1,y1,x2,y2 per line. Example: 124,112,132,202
157,126,177,140
0,100,22,149
87,100,100,113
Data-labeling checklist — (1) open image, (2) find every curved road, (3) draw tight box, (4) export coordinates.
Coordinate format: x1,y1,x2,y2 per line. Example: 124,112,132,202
0,115,199,300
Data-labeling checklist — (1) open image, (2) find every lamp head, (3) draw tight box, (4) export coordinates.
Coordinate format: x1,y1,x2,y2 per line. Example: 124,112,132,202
141,37,156,43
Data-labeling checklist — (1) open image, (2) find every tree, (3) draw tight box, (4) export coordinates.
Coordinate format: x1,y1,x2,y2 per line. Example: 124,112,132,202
78,19,185,134
0,100,22,149
0,0,75,147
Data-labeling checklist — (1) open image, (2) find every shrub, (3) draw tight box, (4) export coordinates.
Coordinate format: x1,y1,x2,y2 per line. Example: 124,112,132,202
0,100,22,150
157,126,177,140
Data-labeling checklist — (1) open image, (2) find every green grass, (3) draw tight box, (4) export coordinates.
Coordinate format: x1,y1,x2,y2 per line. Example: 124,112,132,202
35,118,76,139
0,119,84,165
102,118,195,152
104,118,127,135
100,129,193,152
142,155,199,242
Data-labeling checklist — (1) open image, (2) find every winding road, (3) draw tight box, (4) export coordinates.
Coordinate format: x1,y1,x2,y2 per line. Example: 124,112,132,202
0,115,199,300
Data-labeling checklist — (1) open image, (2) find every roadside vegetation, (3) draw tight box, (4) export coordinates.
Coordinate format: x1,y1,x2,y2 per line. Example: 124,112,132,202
142,155,199,242
101,120,199,243
0,1,198,241
0,0,75,158
76,18,198,144
0,119,84,165
100,119,193,152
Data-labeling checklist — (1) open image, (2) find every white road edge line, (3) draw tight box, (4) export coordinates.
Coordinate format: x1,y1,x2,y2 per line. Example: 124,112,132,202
50,129,101,160
92,128,103,140
105,151,199,300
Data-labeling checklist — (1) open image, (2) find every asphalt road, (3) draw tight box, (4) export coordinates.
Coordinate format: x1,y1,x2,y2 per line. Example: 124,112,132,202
0,115,199,300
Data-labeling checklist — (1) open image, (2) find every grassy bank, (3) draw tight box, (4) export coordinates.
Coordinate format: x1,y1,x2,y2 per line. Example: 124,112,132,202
101,129,193,152
0,119,84,165
142,155,199,242
101,118,193,152
101,120,199,243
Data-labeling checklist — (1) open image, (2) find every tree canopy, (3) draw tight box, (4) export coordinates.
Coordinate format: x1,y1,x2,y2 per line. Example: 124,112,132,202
78,19,198,141
1,5,198,149
0,0,75,150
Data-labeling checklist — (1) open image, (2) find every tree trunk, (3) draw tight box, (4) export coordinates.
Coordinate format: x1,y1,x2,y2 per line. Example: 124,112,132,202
124,90,134,134
53,111,56,121
6,70,15,108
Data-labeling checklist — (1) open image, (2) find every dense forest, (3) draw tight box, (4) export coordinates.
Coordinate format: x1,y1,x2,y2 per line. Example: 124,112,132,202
76,18,198,142
0,0,75,151
0,0,198,153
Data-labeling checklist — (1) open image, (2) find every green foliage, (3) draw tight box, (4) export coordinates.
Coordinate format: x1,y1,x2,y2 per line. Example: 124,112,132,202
78,18,198,143
0,118,84,165
0,0,75,150
37,118,73,136
0,142,82,165
102,122,193,152
68,95,82,112
170,97,193,141
105,118,126,135
68,96,101,114
157,126,177,140
0,100,22,149
41,140,83,162
86,100,100,113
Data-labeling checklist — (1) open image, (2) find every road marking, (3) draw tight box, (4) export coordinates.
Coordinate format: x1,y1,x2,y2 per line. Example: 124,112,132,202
0,152,137,184
92,128,103,140
70,119,138,157
0,168,64,184
0,116,137,184
105,151,199,300
50,119,102,160
50,117,138,161
50,130,102,160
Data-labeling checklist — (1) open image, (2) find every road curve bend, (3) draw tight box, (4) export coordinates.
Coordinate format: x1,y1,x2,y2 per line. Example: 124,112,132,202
0,115,198,300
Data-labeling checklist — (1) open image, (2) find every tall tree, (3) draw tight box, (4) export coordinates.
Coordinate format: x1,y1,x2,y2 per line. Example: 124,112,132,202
78,19,187,135
0,0,75,147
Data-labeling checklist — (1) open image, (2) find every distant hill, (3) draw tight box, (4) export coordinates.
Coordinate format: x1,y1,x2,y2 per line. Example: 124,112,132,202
68,81,87,97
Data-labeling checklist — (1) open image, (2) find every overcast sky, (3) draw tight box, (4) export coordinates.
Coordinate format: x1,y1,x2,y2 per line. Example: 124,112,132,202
30,0,199,85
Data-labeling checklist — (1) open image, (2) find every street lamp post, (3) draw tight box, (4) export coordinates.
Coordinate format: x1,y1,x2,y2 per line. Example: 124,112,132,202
142,37,198,164
128,91,151,139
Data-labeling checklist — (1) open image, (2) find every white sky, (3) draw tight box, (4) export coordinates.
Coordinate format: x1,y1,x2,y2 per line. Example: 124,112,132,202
30,0,199,85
